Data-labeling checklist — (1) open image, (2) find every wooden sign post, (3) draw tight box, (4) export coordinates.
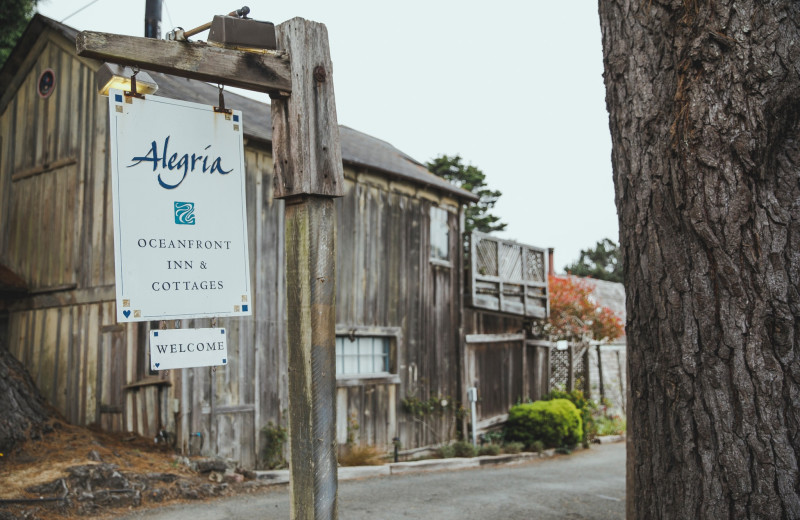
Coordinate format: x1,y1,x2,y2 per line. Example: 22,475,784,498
77,16,344,520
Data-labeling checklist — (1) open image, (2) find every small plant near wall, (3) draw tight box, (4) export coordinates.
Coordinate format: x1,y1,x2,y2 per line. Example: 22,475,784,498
345,412,360,446
401,395,451,416
260,422,288,470
478,444,501,456
503,441,524,454
402,393,463,445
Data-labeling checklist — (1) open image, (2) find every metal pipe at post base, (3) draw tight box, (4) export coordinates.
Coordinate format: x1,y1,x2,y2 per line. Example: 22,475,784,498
468,387,478,446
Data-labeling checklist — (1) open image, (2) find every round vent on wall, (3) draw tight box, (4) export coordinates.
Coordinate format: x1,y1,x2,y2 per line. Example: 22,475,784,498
37,69,56,99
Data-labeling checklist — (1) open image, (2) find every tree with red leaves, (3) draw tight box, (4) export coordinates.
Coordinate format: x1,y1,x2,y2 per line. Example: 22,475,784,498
546,275,623,343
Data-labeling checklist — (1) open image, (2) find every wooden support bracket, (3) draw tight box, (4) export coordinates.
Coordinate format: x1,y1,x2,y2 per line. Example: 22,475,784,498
76,31,292,94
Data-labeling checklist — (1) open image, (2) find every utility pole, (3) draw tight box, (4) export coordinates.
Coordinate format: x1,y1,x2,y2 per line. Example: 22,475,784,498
144,0,162,38
77,15,344,520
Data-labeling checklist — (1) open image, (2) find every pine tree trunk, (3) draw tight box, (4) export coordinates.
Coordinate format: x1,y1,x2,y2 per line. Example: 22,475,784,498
598,1,800,518
0,345,55,453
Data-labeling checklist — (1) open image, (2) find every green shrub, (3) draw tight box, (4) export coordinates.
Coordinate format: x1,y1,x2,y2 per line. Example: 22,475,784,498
505,399,583,449
531,440,545,454
503,441,524,454
478,444,501,456
543,390,596,442
435,444,456,459
260,422,288,469
595,414,626,436
452,440,477,458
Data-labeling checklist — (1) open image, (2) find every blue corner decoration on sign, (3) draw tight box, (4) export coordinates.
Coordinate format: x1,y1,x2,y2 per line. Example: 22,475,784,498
108,89,252,323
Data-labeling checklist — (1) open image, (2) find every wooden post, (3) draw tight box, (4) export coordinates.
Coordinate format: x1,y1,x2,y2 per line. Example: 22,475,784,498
271,18,344,520
596,345,605,402
567,344,574,391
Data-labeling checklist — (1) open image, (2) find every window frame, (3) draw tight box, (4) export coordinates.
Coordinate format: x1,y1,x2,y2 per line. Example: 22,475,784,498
429,206,452,266
334,327,401,386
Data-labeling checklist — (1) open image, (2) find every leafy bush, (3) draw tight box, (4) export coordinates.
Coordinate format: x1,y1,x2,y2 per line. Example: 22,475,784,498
481,430,505,445
435,444,456,459
543,389,596,442
260,422,288,469
478,444,501,456
503,442,524,454
452,440,477,458
595,414,626,436
505,399,583,449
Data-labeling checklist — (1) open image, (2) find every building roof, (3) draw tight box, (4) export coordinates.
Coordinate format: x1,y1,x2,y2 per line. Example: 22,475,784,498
0,14,478,203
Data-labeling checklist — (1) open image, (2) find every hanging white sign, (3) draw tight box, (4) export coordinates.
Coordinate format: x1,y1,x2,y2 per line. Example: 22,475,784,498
108,89,251,322
150,327,228,370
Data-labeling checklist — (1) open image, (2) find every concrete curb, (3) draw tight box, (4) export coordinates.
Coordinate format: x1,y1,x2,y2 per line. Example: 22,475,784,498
254,436,624,484
595,434,626,444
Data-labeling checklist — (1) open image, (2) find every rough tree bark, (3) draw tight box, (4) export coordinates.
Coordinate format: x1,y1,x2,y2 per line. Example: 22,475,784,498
599,2,800,519
0,345,55,453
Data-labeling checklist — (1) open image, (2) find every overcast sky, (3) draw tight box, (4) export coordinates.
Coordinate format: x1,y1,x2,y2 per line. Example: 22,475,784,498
38,1,618,271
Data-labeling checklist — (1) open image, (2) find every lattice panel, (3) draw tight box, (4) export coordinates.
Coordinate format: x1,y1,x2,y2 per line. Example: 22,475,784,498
549,349,584,391
525,249,545,282
550,350,570,389
499,243,522,280
475,237,498,277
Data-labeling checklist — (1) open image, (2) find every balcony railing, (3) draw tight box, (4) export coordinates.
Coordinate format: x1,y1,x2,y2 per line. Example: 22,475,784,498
468,232,549,318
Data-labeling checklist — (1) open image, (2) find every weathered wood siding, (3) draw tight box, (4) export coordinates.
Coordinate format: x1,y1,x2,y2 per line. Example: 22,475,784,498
335,173,462,449
463,309,549,427
1,33,111,290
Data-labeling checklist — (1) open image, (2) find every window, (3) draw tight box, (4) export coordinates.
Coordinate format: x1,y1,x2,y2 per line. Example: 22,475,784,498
336,336,390,376
430,206,450,262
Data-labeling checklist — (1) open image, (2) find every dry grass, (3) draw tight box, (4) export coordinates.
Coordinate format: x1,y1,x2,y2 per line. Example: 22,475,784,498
338,444,386,467
0,419,196,518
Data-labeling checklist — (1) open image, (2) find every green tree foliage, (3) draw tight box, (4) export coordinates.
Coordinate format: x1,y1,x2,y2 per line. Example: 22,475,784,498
426,154,506,234
0,0,37,69
564,238,623,283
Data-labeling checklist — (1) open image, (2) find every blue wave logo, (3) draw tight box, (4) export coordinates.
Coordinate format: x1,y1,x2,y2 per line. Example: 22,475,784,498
174,201,196,225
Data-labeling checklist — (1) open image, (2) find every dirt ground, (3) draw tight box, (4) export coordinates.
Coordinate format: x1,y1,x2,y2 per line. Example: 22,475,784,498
0,420,264,520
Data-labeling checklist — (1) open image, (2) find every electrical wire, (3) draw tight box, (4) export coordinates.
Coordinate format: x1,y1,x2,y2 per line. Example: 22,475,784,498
163,0,174,30
60,0,104,23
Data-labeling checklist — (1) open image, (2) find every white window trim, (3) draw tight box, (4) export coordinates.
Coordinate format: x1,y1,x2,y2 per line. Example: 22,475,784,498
334,326,402,384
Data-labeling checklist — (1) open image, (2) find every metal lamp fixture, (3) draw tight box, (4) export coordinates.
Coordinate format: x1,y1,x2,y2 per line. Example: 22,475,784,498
96,63,159,96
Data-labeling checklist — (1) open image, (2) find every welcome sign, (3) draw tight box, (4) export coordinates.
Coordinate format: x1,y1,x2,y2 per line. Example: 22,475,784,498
150,328,228,371
108,89,251,322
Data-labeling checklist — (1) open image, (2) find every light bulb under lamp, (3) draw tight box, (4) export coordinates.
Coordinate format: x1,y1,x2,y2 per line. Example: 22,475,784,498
96,63,158,96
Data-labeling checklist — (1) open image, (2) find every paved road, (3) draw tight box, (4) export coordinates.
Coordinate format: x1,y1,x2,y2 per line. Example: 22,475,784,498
122,442,625,520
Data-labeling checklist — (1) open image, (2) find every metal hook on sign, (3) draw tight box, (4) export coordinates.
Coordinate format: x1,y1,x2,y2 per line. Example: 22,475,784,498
174,319,181,329
130,67,139,95
211,317,217,329
214,84,232,114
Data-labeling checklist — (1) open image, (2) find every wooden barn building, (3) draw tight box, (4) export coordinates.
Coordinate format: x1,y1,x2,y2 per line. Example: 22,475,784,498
0,14,553,467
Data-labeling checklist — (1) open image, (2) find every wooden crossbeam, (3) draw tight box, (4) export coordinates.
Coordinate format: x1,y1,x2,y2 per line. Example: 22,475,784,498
76,31,292,94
